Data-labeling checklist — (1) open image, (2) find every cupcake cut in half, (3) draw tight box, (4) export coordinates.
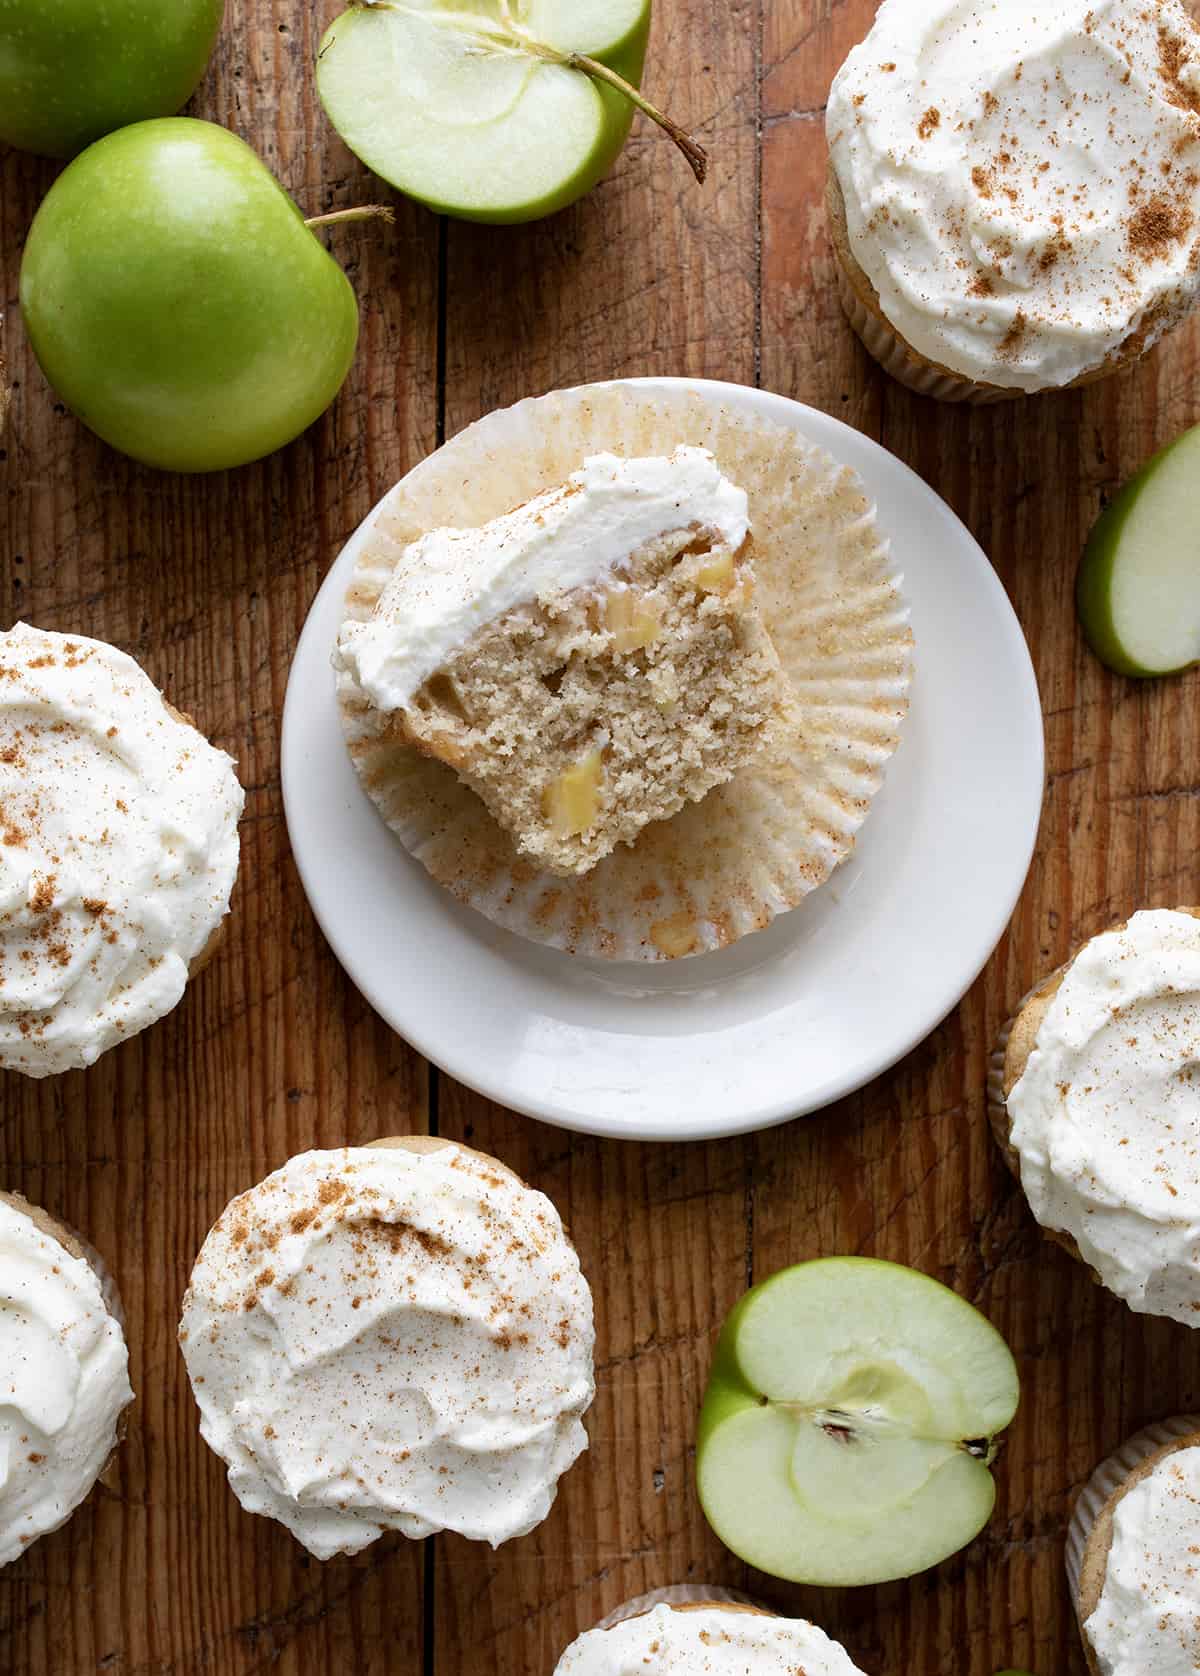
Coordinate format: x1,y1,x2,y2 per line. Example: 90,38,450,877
0,1190,133,1566
0,623,243,1076
178,1136,594,1558
337,448,787,878
335,384,912,960
989,908,1200,1325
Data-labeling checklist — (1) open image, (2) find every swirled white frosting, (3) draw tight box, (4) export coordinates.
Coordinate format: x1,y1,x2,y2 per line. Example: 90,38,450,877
1008,910,1200,1325
0,623,243,1077
554,1605,868,1675
827,0,1200,390
0,1196,132,1566
1085,1443,1200,1674
334,447,750,711
178,1141,595,1559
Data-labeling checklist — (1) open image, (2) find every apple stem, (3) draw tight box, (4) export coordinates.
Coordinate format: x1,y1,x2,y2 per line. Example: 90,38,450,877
521,40,708,184
349,1,708,184
303,205,396,230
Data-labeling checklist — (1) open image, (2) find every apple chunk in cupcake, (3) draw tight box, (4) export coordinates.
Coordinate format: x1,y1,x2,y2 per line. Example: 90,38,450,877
990,909,1200,1325
696,1258,1019,1586
178,1137,594,1558
0,624,243,1077
0,1191,133,1566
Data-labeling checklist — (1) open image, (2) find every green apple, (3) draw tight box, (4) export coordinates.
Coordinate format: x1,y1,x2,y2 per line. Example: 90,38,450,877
0,0,224,158
1077,423,1200,678
316,0,705,224
19,119,366,473
696,1258,1020,1587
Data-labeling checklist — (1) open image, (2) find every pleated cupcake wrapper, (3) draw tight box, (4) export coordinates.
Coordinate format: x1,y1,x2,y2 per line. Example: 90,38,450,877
594,1584,766,1630
1065,1416,1200,1617
986,964,1068,1166
338,382,913,961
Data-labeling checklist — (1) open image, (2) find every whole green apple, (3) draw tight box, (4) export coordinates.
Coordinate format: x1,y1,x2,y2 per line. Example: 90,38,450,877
317,0,704,225
19,119,362,473
0,0,225,158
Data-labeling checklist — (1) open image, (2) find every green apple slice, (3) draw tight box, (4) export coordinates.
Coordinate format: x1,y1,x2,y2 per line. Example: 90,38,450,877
696,1258,1020,1587
317,0,702,224
1077,423,1200,678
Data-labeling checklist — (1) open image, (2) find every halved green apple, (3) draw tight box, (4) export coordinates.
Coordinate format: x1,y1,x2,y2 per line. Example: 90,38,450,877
696,1258,1020,1587
1077,423,1200,678
317,0,703,224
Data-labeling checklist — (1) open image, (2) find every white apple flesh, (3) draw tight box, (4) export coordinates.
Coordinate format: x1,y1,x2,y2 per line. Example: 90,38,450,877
696,1258,1020,1587
317,0,703,224
1077,423,1200,678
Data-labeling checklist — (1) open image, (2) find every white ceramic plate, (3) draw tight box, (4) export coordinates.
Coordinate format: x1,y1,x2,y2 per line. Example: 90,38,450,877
281,379,1044,1142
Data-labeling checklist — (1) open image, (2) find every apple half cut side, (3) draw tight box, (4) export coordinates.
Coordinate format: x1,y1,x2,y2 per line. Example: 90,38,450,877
696,1258,1020,1587
317,0,703,225
1077,422,1200,678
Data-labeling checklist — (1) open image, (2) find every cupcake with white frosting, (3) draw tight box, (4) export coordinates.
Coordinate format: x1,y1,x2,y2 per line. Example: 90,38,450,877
0,1190,133,1566
988,909,1200,1323
178,1136,594,1558
1067,1416,1200,1674
826,0,1200,401
0,623,244,1076
553,1587,868,1675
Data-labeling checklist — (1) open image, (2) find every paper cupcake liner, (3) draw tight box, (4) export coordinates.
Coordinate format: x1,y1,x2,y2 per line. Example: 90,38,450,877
988,958,1120,1282
338,382,913,961
594,1584,767,1630
1066,1415,1200,1642
832,257,1009,406
986,964,1071,1170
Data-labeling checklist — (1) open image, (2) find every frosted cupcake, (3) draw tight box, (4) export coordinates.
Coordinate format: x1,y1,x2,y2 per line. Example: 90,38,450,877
0,1190,133,1565
554,1587,868,1674
335,382,912,960
988,909,1200,1324
1067,1416,1200,1674
0,623,244,1075
178,1136,594,1558
827,0,1200,401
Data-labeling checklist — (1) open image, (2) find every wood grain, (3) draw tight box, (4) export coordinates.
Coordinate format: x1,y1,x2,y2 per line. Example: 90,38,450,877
2,0,1200,1672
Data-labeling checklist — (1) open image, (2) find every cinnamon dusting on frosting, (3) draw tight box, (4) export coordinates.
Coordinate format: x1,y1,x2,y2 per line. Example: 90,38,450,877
828,0,1200,389
179,1143,595,1559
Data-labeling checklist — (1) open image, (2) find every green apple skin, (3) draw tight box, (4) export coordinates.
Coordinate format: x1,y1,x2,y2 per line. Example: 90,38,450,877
0,0,225,159
19,120,360,474
317,2,649,225
696,1257,1019,1587
1077,424,1200,678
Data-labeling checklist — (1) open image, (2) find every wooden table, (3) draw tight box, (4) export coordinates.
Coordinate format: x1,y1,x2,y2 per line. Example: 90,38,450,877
2,2,1199,1671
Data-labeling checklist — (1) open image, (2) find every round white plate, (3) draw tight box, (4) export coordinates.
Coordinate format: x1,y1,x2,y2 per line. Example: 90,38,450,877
282,378,1044,1143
